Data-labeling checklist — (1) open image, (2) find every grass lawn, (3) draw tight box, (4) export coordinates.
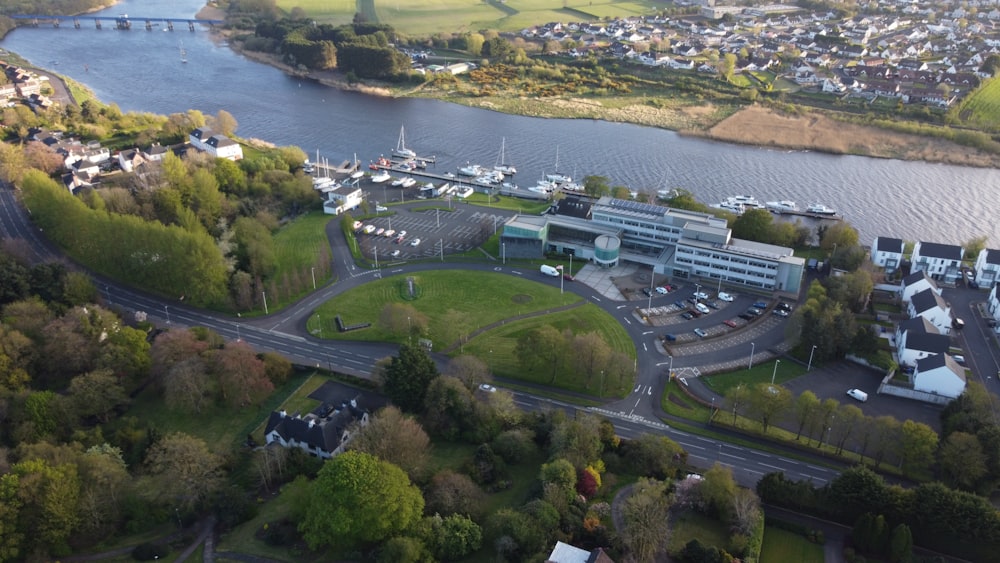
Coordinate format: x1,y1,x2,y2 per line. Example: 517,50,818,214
462,193,551,214
216,483,316,563
125,370,314,452
269,210,335,303
668,511,732,555
760,527,824,563
700,361,803,396
660,380,712,424
311,269,581,346
460,303,636,397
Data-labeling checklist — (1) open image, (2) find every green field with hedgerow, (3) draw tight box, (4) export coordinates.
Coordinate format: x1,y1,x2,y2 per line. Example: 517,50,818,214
276,0,664,35
955,77,1000,133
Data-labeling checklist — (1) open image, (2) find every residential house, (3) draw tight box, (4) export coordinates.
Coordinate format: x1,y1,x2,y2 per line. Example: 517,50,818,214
911,241,964,283
142,143,171,162
900,270,940,303
117,149,147,173
897,330,951,368
907,287,952,334
546,541,615,563
189,127,243,161
872,236,905,273
0,83,16,102
894,316,939,349
987,284,1000,332
973,248,1000,288
263,398,369,459
913,354,966,399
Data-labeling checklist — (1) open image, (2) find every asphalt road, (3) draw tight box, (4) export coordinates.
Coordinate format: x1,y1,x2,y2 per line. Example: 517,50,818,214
0,182,863,487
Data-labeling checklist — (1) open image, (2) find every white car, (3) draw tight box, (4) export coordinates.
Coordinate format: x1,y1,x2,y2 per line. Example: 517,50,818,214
695,303,710,315
398,230,407,238
846,388,868,402
410,238,422,247
953,355,966,365
718,292,734,302
479,383,497,393
693,291,709,300
390,250,401,258
655,286,669,295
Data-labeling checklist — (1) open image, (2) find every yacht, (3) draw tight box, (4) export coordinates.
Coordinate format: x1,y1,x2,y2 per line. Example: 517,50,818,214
458,163,484,177
806,203,837,215
473,175,498,187
726,195,765,209
391,176,409,187
399,177,417,188
493,137,517,175
546,172,572,184
370,170,392,183
766,200,798,213
392,125,416,159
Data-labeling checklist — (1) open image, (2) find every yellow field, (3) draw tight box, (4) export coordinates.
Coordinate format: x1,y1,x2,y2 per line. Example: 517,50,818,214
275,0,662,35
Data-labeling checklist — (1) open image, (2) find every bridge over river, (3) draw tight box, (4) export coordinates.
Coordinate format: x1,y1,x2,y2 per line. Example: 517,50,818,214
9,14,223,31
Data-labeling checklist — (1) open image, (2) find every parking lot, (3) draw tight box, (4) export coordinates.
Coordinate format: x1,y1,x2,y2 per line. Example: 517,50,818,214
354,203,516,261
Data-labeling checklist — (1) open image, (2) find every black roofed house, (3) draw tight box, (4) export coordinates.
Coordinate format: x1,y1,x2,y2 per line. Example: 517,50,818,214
263,398,369,459
188,127,243,161
913,354,966,399
897,330,951,367
973,248,1000,288
911,240,964,283
900,270,940,303
894,315,938,348
871,236,904,273
907,287,952,335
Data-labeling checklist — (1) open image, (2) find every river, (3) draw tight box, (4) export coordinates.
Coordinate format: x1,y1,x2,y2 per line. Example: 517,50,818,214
3,0,998,247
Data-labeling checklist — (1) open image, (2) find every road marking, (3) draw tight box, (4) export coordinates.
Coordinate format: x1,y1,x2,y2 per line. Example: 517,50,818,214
494,267,502,271
391,268,403,273
512,270,523,275
592,296,601,302
721,452,746,461
634,384,641,392
760,463,785,471
642,343,648,351
656,361,670,366
634,398,641,408
647,387,652,396
642,330,653,335
623,317,631,325
617,305,627,309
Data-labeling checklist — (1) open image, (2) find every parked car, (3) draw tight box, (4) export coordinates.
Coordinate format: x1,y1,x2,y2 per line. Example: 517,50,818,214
410,238,422,246
674,300,687,309
753,301,768,309
642,287,653,297
681,312,694,320
717,292,734,302
688,297,699,305
479,384,497,393
694,291,709,300
693,328,708,337
722,319,738,328
688,309,701,318
746,308,762,316
773,309,789,317
663,333,677,342
563,274,575,281
695,303,710,314
846,388,868,402
777,302,792,312
953,355,966,365
655,286,669,295
738,313,753,321
390,250,401,258
705,301,719,310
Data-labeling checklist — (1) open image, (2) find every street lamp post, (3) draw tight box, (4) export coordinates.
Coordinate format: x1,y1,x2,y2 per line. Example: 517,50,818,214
668,355,673,378
502,242,506,265
374,247,379,270
695,282,701,299
262,291,268,315
771,359,781,385
311,267,316,289
807,344,818,371
748,342,755,370
647,270,655,310
164,305,170,324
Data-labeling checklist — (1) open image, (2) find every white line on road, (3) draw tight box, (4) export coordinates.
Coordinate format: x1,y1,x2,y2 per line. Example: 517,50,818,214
721,452,746,461
642,330,653,335
592,296,601,301
760,463,785,471
634,384,641,392
512,270,523,275
642,343,648,351
634,398,641,408
622,317,631,325
656,361,670,366
617,305,627,309
647,387,652,395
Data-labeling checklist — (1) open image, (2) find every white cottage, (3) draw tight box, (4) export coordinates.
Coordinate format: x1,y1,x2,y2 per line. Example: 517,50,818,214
911,241,963,283
907,287,952,335
913,354,966,399
973,248,1000,288
900,270,941,303
871,236,905,273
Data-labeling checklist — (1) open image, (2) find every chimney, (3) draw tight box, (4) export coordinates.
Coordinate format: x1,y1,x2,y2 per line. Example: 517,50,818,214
279,410,286,418
308,419,315,428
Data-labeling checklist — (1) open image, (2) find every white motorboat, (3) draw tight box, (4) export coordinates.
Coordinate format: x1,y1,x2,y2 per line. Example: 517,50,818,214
493,137,517,175
458,163,484,177
546,146,571,184
711,201,745,214
399,177,416,188
391,176,408,187
766,200,798,213
726,195,765,209
370,171,392,183
392,125,416,159
806,203,837,215
473,175,498,187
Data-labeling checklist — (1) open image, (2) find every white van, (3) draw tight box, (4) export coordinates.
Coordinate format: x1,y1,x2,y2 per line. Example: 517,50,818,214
846,388,868,402
540,264,560,277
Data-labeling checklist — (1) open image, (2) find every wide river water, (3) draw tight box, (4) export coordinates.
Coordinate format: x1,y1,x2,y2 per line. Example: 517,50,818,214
3,0,998,246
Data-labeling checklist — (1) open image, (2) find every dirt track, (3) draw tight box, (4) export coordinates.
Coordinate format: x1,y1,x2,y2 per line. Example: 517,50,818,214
694,105,1000,168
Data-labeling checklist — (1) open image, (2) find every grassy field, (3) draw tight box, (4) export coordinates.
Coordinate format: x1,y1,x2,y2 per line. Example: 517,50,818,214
955,77,1000,132
459,303,637,397
272,210,334,284
311,269,581,345
700,361,803,396
760,527,824,563
668,511,732,556
277,0,663,35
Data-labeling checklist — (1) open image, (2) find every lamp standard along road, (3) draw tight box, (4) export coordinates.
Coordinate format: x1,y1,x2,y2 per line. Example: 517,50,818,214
771,359,781,385
807,344,818,371
748,342,755,370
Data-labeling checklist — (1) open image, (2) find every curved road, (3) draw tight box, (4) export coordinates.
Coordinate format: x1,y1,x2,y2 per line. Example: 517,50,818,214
0,183,835,488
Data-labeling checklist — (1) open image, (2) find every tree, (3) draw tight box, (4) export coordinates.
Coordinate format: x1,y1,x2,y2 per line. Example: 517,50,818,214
516,325,567,383
482,36,512,60
620,433,686,479
211,109,238,136
350,405,430,480
937,431,987,491
731,208,773,242
77,444,130,535
213,341,273,408
871,415,902,468
383,342,440,413
11,458,81,557
820,222,859,253
424,470,487,519
720,52,737,81
143,432,224,512
621,477,672,562
539,458,577,502
571,332,611,388
420,513,482,561
162,358,211,413
582,175,611,198
67,369,129,423
549,414,603,468
900,420,938,474
297,451,423,550
889,523,913,563
377,536,433,563
793,390,820,441
0,473,22,561
731,487,761,536
724,383,752,425
748,383,792,434
378,302,428,340
832,403,864,455
699,463,737,520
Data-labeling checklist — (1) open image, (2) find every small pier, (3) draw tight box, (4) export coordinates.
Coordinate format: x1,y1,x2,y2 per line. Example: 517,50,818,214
9,14,224,31
771,208,843,221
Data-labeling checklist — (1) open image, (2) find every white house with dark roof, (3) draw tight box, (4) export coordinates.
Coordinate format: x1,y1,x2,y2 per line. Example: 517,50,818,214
322,184,364,216
188,127,243,161
263,398,369,459
898,330,951,367
117,149,147,173
910,241,963,283
973,248,1000,288
871,236,904,273
913,354,966,399
987,284,1000,332
900,270,940,303
894,315,938,348
907,287,952,334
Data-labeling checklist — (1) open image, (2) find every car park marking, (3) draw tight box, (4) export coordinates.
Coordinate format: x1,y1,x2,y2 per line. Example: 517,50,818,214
592,296,601,302
642,331,653,335
512,270,523,275
617,305,628,309
622,317,632,325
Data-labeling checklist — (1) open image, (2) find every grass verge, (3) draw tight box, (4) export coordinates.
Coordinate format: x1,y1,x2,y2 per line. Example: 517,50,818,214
760,527,824,563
